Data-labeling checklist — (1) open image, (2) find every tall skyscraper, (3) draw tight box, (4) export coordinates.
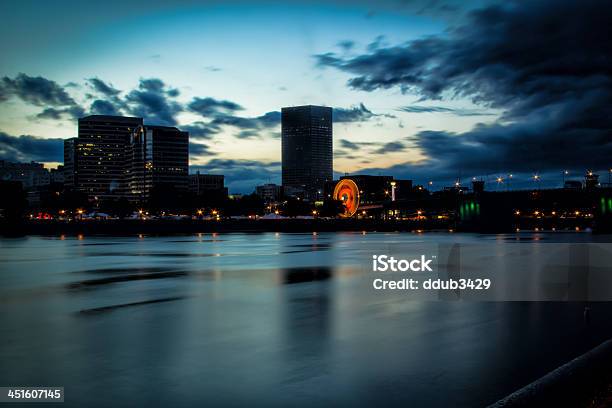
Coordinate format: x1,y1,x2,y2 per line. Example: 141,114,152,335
127,125,189,204
73,115,143,200
281,105,333,199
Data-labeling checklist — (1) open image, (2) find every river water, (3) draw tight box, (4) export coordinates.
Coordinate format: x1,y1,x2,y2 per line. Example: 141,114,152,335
1,232,612,407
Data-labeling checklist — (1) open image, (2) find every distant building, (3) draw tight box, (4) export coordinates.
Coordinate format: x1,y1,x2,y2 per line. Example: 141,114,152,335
393,179,413,200
585,172,600,190
50,165,64,184
564,180,583,190
63,138,77,189
444,185,469,193
128,125,189,203
472,180,485,194
256,183,282,202
281,105,332,199
189,172,226,196
341,175,392,204
0,160,50,189
71,115,143,200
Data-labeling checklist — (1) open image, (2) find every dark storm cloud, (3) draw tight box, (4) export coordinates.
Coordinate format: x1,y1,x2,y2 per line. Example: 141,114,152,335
235,130,259,139
337,40,355,51
0,73,77,106
90,99,121,116
87,78,120,97
339,139,361,150
398,105,494,116
0,132,64,162
338,138,399,153
36,106,85,120
85,78,127,116
334,149,358,159
180,121,221,140
125,78,182,126
189,142,217,157
210,111,281,131
316,0,612,176
374,141,406,154
188,97,243,116
333,103,378,123
191,159,281,193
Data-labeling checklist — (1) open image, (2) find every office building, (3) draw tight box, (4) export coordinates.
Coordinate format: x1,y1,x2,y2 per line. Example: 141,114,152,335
128,125,189,203
73,115,143,200
256,183,282,202
189,172,227,197
281,105,332,199
49,166,64,184
0,160,50,189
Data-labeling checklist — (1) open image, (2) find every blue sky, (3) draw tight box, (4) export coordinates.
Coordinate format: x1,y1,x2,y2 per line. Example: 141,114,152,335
0,0,609,192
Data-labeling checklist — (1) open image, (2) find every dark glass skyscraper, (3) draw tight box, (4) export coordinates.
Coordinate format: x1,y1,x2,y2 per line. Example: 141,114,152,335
127,125,189,204
73,115,143,200
281,105,333,198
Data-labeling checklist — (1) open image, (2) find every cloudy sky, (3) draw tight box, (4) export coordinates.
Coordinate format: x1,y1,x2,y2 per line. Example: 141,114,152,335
0,0,610,192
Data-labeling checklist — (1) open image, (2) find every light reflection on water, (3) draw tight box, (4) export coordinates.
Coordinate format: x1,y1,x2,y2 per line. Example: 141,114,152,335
1,232,612,407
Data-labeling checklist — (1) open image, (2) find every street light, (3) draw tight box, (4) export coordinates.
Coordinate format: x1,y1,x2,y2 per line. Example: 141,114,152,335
390,181,396,202
533,174,541,190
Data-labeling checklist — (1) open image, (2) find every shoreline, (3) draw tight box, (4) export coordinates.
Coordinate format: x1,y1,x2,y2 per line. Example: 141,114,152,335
0,218,600,236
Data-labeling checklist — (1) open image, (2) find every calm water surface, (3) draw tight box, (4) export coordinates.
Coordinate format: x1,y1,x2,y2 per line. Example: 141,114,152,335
1,232,612,407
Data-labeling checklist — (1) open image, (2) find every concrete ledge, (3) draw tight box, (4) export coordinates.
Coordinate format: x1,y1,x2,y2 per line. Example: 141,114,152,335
489,338,612,407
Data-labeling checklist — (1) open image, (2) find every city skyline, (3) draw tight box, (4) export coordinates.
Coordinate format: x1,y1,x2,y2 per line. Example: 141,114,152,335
0,0,610,192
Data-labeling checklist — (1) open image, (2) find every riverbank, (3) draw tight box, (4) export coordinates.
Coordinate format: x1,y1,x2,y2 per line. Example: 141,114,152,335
3,218,455,236
489,338,612,407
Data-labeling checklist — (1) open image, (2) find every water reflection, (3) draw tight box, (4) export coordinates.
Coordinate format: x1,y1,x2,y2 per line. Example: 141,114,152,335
78,296,188,315
282,267,333,284
1,233,612,407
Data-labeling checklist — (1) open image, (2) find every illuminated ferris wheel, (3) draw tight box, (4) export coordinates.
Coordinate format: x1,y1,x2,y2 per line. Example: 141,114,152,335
333,179,360,217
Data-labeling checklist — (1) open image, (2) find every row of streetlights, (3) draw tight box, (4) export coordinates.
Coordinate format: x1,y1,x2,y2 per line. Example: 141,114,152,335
449,169,612,190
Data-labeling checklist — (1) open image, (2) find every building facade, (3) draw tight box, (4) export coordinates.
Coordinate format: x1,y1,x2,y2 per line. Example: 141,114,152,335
127,125,189,204
256,183,282,202
281,105,332,199
64,116,189,205
63,138,77,189
189,172,226,196
0,160,51,189
71,115,143,200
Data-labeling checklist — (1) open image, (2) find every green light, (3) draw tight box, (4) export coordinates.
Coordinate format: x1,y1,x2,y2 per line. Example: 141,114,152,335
608,198,612,211
470,202,475,211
